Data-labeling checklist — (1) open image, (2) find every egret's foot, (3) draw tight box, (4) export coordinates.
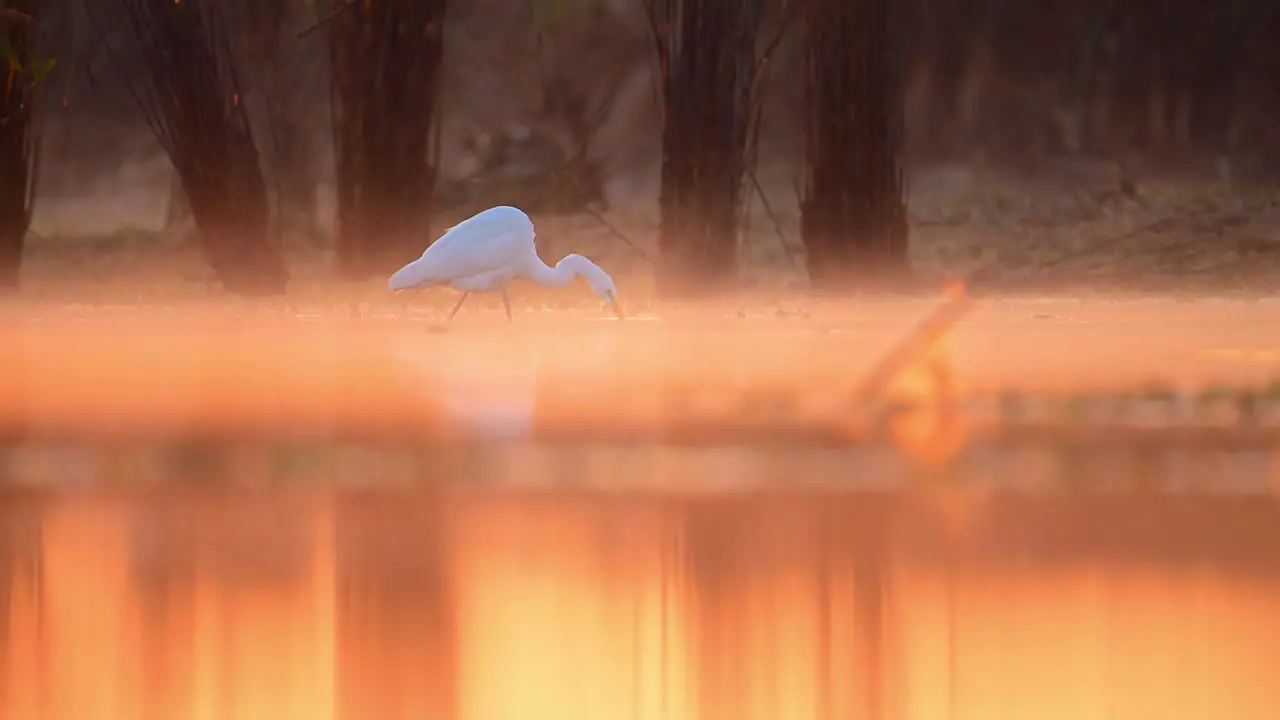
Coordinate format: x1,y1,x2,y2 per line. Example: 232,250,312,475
501,291,513,323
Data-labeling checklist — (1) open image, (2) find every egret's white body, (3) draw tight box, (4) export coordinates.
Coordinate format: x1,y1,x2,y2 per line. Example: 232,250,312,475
388,205,623,320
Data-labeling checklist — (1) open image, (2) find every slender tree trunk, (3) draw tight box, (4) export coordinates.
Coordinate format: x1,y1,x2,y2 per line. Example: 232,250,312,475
800,0,908,288
0,2,40,288
256,0,318,231
329,0,446,279
643,0,765,296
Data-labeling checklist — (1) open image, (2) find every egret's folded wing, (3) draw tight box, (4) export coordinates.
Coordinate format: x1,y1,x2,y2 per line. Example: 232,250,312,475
409,224,523,284
421,225,456,256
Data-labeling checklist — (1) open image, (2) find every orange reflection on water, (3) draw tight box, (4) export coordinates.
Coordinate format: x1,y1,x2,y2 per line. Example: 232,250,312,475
450,497,692,720
34,499,146,720
181,497,336,720
894,562,1280,720
3,489,1280,720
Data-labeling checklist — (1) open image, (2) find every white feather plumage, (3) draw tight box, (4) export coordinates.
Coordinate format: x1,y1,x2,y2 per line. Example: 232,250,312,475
389,205,624,320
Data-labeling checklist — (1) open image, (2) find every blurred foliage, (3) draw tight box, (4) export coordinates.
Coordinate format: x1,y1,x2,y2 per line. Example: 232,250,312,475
0,37,53,93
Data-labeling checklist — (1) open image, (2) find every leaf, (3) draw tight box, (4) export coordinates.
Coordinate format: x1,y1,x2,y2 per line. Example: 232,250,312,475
32,56,56,83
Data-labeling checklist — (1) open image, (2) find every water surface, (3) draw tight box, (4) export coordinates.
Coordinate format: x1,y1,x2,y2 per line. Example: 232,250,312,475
2,485,1279,720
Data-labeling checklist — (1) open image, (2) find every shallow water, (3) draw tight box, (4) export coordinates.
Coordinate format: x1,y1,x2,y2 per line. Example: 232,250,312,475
2,486,1280,720
3,296,1280,719
4,297,1280,443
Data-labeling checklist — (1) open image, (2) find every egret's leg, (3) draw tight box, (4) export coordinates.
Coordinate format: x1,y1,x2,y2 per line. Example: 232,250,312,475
448,292,470,320
501,290,513,322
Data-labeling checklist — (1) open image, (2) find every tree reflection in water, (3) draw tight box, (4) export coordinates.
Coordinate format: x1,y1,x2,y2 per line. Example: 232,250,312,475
1,487,1279,720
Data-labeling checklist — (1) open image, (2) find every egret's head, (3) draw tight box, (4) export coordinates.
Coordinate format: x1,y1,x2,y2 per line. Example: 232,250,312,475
562,254,625,320
597,279,624,320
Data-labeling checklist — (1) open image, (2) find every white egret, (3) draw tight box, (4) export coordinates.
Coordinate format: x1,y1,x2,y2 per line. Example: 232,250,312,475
388,205,624,321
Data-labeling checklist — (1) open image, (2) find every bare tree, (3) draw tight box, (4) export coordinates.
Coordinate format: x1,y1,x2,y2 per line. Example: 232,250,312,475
0,2,42,288
328,0,447,279
165,0,319,235
86,0,288,294
800,0,908,288
642,0,766,295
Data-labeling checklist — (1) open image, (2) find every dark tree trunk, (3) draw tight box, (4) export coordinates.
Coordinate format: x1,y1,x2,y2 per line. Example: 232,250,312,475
329,0,446,280
643,0,765,296
87,0,288,295
800,0,908,289
0,1,41,289
165,0,319,235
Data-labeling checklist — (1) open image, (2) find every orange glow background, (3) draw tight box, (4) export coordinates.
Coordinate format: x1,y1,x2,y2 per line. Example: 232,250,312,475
3,489,1280,720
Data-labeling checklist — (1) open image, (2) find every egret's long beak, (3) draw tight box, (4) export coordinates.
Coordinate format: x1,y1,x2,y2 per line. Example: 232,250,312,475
610,299,626,320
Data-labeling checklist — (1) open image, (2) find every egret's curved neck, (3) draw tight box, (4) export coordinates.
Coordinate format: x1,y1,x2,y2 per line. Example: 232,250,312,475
524,255,578,288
